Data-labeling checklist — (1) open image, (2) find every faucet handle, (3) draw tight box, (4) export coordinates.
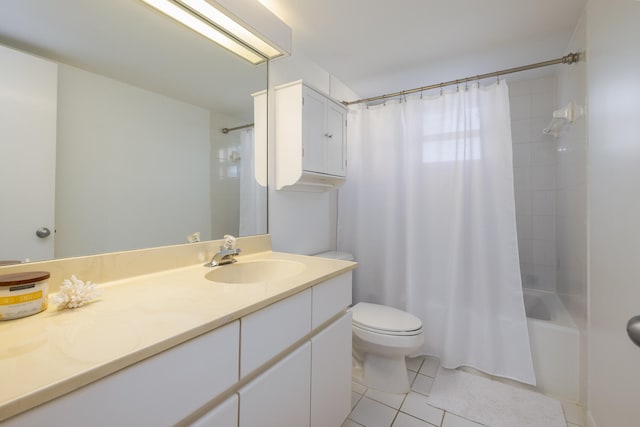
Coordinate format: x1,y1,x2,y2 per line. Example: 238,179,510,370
223,234,237,250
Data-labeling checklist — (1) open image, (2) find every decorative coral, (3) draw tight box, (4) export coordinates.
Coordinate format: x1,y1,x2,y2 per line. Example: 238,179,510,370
51,275,103,310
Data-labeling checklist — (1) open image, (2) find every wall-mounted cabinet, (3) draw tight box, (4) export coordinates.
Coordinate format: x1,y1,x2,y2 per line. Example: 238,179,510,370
275,80,347,191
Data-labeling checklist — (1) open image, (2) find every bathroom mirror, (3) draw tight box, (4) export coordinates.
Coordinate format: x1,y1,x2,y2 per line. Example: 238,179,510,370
0,0,268,262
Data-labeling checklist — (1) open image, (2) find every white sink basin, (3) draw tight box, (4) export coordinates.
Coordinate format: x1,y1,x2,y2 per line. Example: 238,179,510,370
205,259,306,284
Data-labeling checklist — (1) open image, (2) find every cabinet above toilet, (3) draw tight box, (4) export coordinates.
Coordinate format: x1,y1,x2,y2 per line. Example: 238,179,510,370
274,80,347,192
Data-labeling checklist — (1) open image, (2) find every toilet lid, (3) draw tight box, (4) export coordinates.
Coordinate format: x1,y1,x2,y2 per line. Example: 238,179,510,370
351,303,422,333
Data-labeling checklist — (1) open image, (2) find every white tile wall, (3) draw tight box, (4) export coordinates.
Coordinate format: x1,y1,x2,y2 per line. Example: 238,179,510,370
532,142,556,166
532,190,555,215
508,75,558,292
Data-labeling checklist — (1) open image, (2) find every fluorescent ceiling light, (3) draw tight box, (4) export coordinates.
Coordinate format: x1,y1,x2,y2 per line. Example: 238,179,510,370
141,0,283,64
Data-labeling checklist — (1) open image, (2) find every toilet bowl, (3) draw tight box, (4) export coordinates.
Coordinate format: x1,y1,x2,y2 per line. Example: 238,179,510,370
312,251,425,394
350,302,424,393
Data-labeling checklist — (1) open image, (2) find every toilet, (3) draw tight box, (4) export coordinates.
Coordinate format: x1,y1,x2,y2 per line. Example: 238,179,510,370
313,251,425,394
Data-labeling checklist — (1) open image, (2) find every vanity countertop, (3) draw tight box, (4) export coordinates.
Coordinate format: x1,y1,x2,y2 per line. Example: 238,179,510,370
0,251,356,422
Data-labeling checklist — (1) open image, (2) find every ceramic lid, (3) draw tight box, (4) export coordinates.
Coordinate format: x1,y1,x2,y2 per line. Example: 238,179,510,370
0,271,50,287
351,302,422,333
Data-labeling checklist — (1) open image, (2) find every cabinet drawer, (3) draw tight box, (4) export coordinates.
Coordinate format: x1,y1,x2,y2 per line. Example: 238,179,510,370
312,272,352,328
191,394,238,427
311,313,352,427
238,342,311,427
240,289,311,378
3,321,240,427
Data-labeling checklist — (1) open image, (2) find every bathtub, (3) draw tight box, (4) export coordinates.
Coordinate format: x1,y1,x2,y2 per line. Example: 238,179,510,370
524,288,580,402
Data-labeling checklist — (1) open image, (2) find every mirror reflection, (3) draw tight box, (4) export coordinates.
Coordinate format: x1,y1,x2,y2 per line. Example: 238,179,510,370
0,0,268,263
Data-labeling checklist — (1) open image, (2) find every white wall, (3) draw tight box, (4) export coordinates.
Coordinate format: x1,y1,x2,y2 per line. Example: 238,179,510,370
268,53,358,255
586,0,640,425
55,65,211,258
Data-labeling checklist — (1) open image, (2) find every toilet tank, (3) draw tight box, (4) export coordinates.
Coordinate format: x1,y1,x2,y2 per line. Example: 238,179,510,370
312,251,354,261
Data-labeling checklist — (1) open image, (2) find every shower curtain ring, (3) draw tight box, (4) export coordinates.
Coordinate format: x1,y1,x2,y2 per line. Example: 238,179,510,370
439,83,444,96
477,75,480,89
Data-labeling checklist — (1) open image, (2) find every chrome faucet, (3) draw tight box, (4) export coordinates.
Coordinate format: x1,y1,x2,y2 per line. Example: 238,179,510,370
205,235,241,267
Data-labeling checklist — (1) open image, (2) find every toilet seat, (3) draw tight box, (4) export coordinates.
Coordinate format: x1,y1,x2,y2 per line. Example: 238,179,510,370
353,322,423,336
351,303,422,336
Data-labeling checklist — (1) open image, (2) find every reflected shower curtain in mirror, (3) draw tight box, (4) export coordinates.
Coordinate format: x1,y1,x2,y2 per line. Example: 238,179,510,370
239,128,266,235
338,82,536,385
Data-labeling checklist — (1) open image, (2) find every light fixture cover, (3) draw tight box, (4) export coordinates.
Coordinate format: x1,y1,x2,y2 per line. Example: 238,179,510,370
140,0,286,64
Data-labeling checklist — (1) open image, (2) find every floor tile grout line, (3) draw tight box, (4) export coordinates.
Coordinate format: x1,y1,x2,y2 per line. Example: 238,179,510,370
351,357,574,427
353,390,366,408
359,393,403,412
396,409,441,427
414,356,426,374
397,410,441,427
389,408,400,427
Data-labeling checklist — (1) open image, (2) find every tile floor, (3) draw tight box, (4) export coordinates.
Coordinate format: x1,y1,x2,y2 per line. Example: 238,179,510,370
343,356,586,427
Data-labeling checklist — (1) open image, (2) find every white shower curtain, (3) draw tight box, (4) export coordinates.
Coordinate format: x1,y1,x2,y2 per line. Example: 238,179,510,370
338,82,536,385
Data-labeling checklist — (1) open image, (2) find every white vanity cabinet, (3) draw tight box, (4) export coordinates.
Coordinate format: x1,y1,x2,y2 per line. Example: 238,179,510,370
275,80,347,191
1,321,240,427
237,326,352,427
236,273,352,427
2,271,353,427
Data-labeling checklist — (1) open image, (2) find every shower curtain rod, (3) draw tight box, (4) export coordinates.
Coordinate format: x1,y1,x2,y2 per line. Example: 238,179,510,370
342,52,581,106
221,123,254,134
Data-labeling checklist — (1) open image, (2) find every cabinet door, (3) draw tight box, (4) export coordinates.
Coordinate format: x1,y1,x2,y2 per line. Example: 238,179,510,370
312,272,352,329
239,342,311,427
311,313,352,427
302,87,327,174
191,394,238,427
325,100,347,177
240,288,311,378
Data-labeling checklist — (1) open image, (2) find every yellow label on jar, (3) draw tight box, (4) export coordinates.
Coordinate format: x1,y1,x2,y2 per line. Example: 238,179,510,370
0,290,43,306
